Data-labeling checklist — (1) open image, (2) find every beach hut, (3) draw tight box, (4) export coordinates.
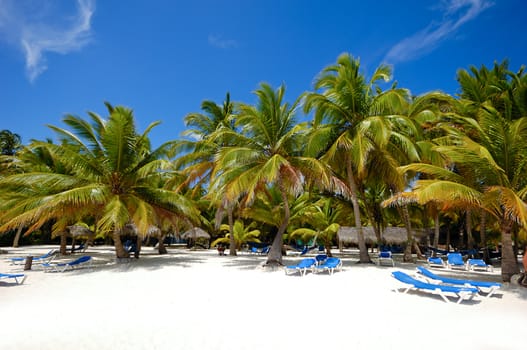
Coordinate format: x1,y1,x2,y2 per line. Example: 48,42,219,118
337,226,427,250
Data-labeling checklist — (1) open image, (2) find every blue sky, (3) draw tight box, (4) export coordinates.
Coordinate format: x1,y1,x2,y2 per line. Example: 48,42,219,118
1,0,526,148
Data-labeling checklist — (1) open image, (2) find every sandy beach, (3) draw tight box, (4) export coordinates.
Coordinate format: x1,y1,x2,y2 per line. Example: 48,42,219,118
1,245,526,350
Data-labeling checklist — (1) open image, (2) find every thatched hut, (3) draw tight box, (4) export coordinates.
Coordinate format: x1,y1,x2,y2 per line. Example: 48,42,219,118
337,226,428,249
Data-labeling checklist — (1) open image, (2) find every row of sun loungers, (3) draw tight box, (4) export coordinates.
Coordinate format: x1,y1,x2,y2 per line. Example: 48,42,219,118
428,252,494,272
391,266,502,304
284,255,343,276
2,255,93,285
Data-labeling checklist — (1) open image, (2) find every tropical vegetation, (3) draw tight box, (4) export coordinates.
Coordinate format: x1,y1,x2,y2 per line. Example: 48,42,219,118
1,54,526,281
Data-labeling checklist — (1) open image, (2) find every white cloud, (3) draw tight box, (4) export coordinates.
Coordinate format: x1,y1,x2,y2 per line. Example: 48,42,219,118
0,0,95,82
384,0,493,64
208,34,237,49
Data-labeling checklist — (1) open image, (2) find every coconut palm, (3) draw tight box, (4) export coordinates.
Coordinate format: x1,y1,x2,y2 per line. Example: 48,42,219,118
304,52,418,263
392,62,527,281
0,129,22,156
288,196,344,256
210,220,261,250
210,83,343,265
0,103,200,258
176,93,242,255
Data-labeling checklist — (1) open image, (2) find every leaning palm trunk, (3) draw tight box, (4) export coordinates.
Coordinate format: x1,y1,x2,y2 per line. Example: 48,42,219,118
12,225,23,248
228,206,236,256
501,218,520,282
432,212,440,257
466,210,475,250
60,233,68,255
113,229,129,259
399,205,414,262
347,162,370,263
480,210,489,262
158,233,167,254
266,178,290,266
135,235,142,258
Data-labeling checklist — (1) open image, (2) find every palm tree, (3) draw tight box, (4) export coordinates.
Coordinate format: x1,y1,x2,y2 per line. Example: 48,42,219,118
210,83,343,265
304,52,417,263
0,129,22,156
391,62,527,281
0,103,200,258
176,93,240,255
288,196,344,256
210,220,261,250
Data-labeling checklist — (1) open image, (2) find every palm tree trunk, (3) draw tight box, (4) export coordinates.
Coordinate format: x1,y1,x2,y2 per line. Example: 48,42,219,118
266,177,289,266
465,209,474,250
12,225,24,248
399,205,414,262
480,210,488,262
228,206,237,256
113,229,129,259
158,233,167,254
135,235,142,258
346,161,370,263
501,217,520,282
60,233,68,255
433,211,440,256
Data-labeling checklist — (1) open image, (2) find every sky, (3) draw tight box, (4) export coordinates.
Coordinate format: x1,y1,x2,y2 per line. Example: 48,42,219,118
0,0,526,148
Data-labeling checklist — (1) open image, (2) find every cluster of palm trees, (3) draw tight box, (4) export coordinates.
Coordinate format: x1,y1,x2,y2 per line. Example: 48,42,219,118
1,53,526,281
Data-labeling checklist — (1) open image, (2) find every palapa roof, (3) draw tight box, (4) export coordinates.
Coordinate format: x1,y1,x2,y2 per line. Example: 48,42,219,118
181,227,211,240
121,223,161,236
66,225,95,238
337,226,427,245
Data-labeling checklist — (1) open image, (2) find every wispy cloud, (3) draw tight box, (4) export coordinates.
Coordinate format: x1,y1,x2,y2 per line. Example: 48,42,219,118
384,0,493,64
0,0,95,82
208,34,237,49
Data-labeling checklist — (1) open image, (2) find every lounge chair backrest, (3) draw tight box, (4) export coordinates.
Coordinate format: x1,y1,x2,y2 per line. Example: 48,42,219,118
379,251,392,258
467,259,485,266
447,253,464,265
298,258,316,268
428,257,443,264
323,257,341,267
70,256,91,265
315,254,327,263
417,266,439,279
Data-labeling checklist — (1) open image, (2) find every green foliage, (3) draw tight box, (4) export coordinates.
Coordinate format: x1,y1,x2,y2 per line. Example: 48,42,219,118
210,220,261,249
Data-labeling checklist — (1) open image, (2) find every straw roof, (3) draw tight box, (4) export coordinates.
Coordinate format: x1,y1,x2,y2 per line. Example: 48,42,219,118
66,225,95,238
121,223,162,236
181,227,211,240
337,226,427,245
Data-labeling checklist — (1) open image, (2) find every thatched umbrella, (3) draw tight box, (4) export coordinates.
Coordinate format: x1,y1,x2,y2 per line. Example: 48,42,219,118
67,225,95,238
181,227,210,239
181,227,211,248
65,225,95,254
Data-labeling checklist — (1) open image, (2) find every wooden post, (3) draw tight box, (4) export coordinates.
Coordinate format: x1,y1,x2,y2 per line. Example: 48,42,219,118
24,256,33,270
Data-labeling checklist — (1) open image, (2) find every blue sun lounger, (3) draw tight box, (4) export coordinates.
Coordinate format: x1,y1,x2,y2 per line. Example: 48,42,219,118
466,259,494,272
391,270,478,304
446,253,465,270
427,256,446,268
42,255,92,273
284,258,316,276
313,257,342,275
0,273,27,285
377,251,395,267
416,266,501,297
9,249,57,266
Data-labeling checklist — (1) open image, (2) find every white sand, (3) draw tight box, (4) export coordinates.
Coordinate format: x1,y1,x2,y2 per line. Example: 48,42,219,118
1,245,526,350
